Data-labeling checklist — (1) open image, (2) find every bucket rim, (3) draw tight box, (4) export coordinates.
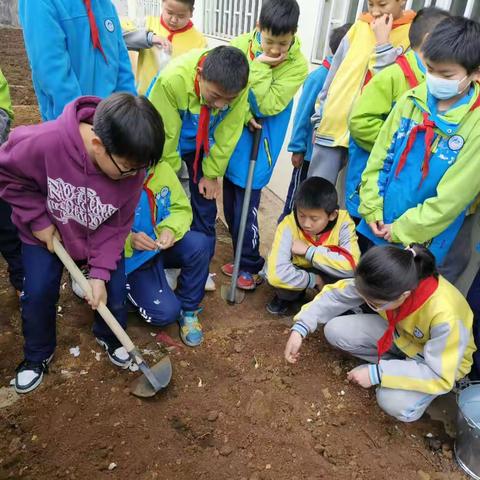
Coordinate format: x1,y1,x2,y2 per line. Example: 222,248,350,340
457,381,480,430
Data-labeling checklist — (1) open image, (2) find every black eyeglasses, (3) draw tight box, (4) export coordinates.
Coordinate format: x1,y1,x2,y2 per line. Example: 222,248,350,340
106,149,150,176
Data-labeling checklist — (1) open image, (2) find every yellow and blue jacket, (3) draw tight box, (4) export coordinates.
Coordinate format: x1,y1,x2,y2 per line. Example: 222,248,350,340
293,276,476,395
122,15,206,94
0,68,13,144
266,210,360,291
313,11,415,148
225,30,308,189
147,49,249,178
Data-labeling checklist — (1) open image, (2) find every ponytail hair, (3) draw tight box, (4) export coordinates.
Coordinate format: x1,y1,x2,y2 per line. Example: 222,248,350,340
355,244,438,302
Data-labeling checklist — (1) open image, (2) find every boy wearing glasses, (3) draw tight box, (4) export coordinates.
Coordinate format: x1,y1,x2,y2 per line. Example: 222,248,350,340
0,93,165,394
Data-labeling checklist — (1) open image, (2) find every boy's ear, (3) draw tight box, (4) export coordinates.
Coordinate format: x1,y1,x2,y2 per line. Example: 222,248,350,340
472,67,480,82
328,209,339,222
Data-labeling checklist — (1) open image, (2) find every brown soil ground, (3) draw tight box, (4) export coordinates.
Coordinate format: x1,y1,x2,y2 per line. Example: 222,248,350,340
0,28,468,480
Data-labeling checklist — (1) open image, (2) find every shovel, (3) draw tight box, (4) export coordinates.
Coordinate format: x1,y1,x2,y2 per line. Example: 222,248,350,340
221,119,263,305
52,237,172,398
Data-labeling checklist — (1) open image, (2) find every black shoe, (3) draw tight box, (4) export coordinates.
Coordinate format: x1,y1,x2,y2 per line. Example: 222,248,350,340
14,354,53,394
96,338,131,369
266,295,292,316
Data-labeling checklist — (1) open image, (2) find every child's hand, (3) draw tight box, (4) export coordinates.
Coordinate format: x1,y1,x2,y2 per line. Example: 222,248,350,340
131,231,157,251
256,52,287,67
372,14,393,45
248,118,263,132
87,278,107,310
156,228,175,250
291,153,305,168
368,221,387,238
152,35,172,53
383,224,393,242
291,239,309,256
315,274,325,291
198,177,220,200
284,331,303,364
33,224,61,253
347,365,373,388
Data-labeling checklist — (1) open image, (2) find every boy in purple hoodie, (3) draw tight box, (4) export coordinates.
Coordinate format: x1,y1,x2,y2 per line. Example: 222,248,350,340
0,93,165,394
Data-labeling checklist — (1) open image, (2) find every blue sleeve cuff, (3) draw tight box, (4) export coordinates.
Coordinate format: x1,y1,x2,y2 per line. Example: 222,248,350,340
305,246,316,264
307,272,316,289
292,322,309,338
368,364,381,385
147,31,155,47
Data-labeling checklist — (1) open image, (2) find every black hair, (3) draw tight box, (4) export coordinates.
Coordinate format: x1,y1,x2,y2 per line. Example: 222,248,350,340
201,46,249,94
259,0,300,36
93,93,165,169
409,7,450,49
355,244,438,302
165,0,194,9
294,177,338,214
422,16,480,74
329,23,352,55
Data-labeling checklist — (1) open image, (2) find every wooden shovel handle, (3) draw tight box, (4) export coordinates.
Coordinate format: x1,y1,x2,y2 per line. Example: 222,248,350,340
52,237,136,353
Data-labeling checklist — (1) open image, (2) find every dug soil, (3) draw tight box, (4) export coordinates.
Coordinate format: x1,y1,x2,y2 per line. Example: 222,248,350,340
0,27,467,480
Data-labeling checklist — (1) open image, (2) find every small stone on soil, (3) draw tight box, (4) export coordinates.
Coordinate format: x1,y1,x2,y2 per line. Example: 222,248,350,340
219,445,233,456
207,411,219,422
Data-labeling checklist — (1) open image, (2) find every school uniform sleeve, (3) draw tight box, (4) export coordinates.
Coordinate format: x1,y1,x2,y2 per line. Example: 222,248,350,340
247,54,308,117
155,165,192,241
390,130,480,246
19,0,83,120
371,43,404,74
0,69,12,144
358,97,405,224
123,28,154,51
377,313,472,394
288,68,326,154
202,88,250,179
113,15,137,94
148,76,184,173
349,66,400,152
304,217,360,279
292,279,364,338
266,220,317,291
88,180,143,282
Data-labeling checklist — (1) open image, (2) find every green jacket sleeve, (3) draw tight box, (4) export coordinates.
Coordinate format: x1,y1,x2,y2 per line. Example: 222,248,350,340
0,69,13,120
358,98,405,224
156,165,193,241
148,76,183,173
248,56,308,117
350,67,403,152
391,131,480,245
202,88,249,179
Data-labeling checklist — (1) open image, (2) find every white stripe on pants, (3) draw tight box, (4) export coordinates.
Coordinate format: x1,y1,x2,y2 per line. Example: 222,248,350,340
324,314,440,422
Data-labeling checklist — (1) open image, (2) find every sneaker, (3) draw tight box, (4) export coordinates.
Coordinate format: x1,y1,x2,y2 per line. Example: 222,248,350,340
237,272,264,291
96,338,131,369
178,310,203,347
164,268,181,290
221,263,234,277
266,295,292,316
71,265,90,299
205,273,216,292
14,354,54,394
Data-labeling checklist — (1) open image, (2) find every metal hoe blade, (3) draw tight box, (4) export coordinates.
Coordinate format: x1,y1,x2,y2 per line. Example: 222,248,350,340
130,355,172,398
220,283,246,305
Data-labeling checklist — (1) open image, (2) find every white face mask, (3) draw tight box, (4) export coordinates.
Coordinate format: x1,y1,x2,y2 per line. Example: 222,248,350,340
426,72,469,100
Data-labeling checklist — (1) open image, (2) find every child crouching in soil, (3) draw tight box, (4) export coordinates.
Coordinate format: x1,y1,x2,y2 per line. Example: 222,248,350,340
0,93,165,394
285,244,476,422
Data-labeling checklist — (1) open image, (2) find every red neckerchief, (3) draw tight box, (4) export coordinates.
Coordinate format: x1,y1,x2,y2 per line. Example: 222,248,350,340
396,54,419,89
193,53,210,184
395,89,480,187
301,229,357,271
377,276,439,361
83,0,107,63
322,58,331,70
143,172,157,227
160,16,194,43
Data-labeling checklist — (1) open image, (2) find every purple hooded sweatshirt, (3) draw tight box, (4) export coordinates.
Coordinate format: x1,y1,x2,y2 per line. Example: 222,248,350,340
0,96,144,281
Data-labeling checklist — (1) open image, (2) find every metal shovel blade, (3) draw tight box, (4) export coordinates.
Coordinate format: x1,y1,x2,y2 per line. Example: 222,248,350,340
220,283,246,305
130,355,173,398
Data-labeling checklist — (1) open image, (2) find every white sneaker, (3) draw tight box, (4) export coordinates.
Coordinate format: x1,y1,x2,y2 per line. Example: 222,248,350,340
14,354,54,394
71,265,90,299
96,338,131,369
205,273,216,292
164,268,181,290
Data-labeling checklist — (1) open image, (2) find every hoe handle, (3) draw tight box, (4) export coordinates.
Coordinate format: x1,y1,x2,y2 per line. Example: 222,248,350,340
53,237,136,353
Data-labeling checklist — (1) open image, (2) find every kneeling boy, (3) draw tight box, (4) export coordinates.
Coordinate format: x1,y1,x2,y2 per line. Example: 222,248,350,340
266,177,360,315
125,161,209,347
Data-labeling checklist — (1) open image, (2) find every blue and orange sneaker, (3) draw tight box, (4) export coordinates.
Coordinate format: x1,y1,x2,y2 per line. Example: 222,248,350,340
221,263,264,291
179,310,204,347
